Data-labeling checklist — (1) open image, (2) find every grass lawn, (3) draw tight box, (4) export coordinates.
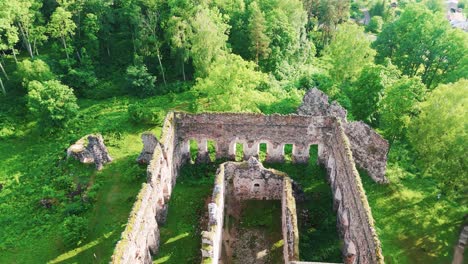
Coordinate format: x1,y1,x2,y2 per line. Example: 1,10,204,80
153,163,217,264
362,161,467,264
0,92,195,263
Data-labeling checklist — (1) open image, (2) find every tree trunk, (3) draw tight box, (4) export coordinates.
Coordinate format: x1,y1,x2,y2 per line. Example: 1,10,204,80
181,58,186,81
61,35,70,60
0,77,6,95
156,50,167,86
0,62,9,80
18,22,33,58
12,49,18,63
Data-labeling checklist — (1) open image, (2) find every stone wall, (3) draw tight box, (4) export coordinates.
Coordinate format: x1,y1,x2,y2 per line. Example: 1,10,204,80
282,177,300,262
112,112,384,264
297,88,389,183
111,113,185,264
200,164,225,263
325,120,384,264
175,112,334,163
200,158,299,264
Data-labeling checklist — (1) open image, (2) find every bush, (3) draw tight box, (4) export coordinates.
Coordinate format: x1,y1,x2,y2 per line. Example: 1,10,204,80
60,215,88,247
367,16,384,33
128,103,165,125
14,59,55,91
27,80,79,129
126,64,157,97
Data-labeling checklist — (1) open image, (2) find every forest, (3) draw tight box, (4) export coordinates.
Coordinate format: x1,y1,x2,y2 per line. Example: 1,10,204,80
0,0,467,263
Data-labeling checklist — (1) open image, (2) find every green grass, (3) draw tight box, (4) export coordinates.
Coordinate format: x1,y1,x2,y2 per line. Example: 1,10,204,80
153,163,218,264
266,146,342,262
0,92,196,264
362,159,467,264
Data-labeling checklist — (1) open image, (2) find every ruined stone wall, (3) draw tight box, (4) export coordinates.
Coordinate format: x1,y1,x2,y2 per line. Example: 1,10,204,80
282,178,300,262
325,120,384,264
200,159,299,264
175,113,334,163
112,113,185,264
201,164,225,263
112,112,384,264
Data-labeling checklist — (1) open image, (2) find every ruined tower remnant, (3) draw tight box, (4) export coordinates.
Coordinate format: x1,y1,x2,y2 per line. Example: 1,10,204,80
67,134,112,170
111,108,386,264
298,88,389,183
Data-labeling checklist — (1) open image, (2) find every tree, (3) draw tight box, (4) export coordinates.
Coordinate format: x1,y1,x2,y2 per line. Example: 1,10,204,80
125,63,157,97
48,7,76,60
408,79,467,192
323,23,376,86
247,1,271,65
373,4,468,88
15,59,55,89
367,16,383,33
12,0,45,58
379,76,426,142
137,5,167,86
166,16,191,81
190,7,229,77
349,62,400,123
0,0,20,65
194,54,270,112
27,80,79,128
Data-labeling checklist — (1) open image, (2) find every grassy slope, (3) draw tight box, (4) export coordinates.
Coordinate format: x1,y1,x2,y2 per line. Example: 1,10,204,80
362,161,467,264
0,93,194,264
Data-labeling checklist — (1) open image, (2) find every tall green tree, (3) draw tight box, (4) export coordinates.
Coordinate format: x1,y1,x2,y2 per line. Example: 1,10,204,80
323,23,375,86
247,1,270,65
408,79,467,192
373,4,468,88
349,62,400,123
47,7,76,60
137,2,167,86
166,15,191,81
194,53,270,112
379,76,426,142
190,7,229,77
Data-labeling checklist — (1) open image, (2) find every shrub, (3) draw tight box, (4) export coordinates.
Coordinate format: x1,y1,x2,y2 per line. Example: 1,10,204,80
27,80,79,129
14,59,55,90
128,103,165,125
60,215,88,247
367,16,384,33
126,64,157,97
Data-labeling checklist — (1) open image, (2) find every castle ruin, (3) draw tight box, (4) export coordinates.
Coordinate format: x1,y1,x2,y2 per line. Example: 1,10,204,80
111,88,388,264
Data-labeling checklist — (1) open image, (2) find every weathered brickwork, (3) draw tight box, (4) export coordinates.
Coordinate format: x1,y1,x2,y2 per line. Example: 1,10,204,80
201,158,299,264
111,110,385,264
297,88,389,183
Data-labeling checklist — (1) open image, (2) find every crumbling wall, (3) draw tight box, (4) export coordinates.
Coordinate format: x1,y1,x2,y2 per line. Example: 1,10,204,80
297,88,389,183
201,164,225,263
344,122,389,183
67,133,112,170
282,178,300,262
112,112,185,264
325,120,384,264
113,112,384,264
231,158,284,200
175,113,334,164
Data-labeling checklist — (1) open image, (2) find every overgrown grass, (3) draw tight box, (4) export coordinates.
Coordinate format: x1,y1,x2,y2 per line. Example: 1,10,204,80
266,146,342,262
0,91,195,263
362,144,467,264
153,163,218,264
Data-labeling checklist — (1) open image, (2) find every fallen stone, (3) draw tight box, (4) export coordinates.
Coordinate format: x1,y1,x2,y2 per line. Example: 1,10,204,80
67,134,112,170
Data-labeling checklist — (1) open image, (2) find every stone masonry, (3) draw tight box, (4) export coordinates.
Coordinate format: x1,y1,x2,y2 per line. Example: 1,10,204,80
111,109,385,264
298,88,389,183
